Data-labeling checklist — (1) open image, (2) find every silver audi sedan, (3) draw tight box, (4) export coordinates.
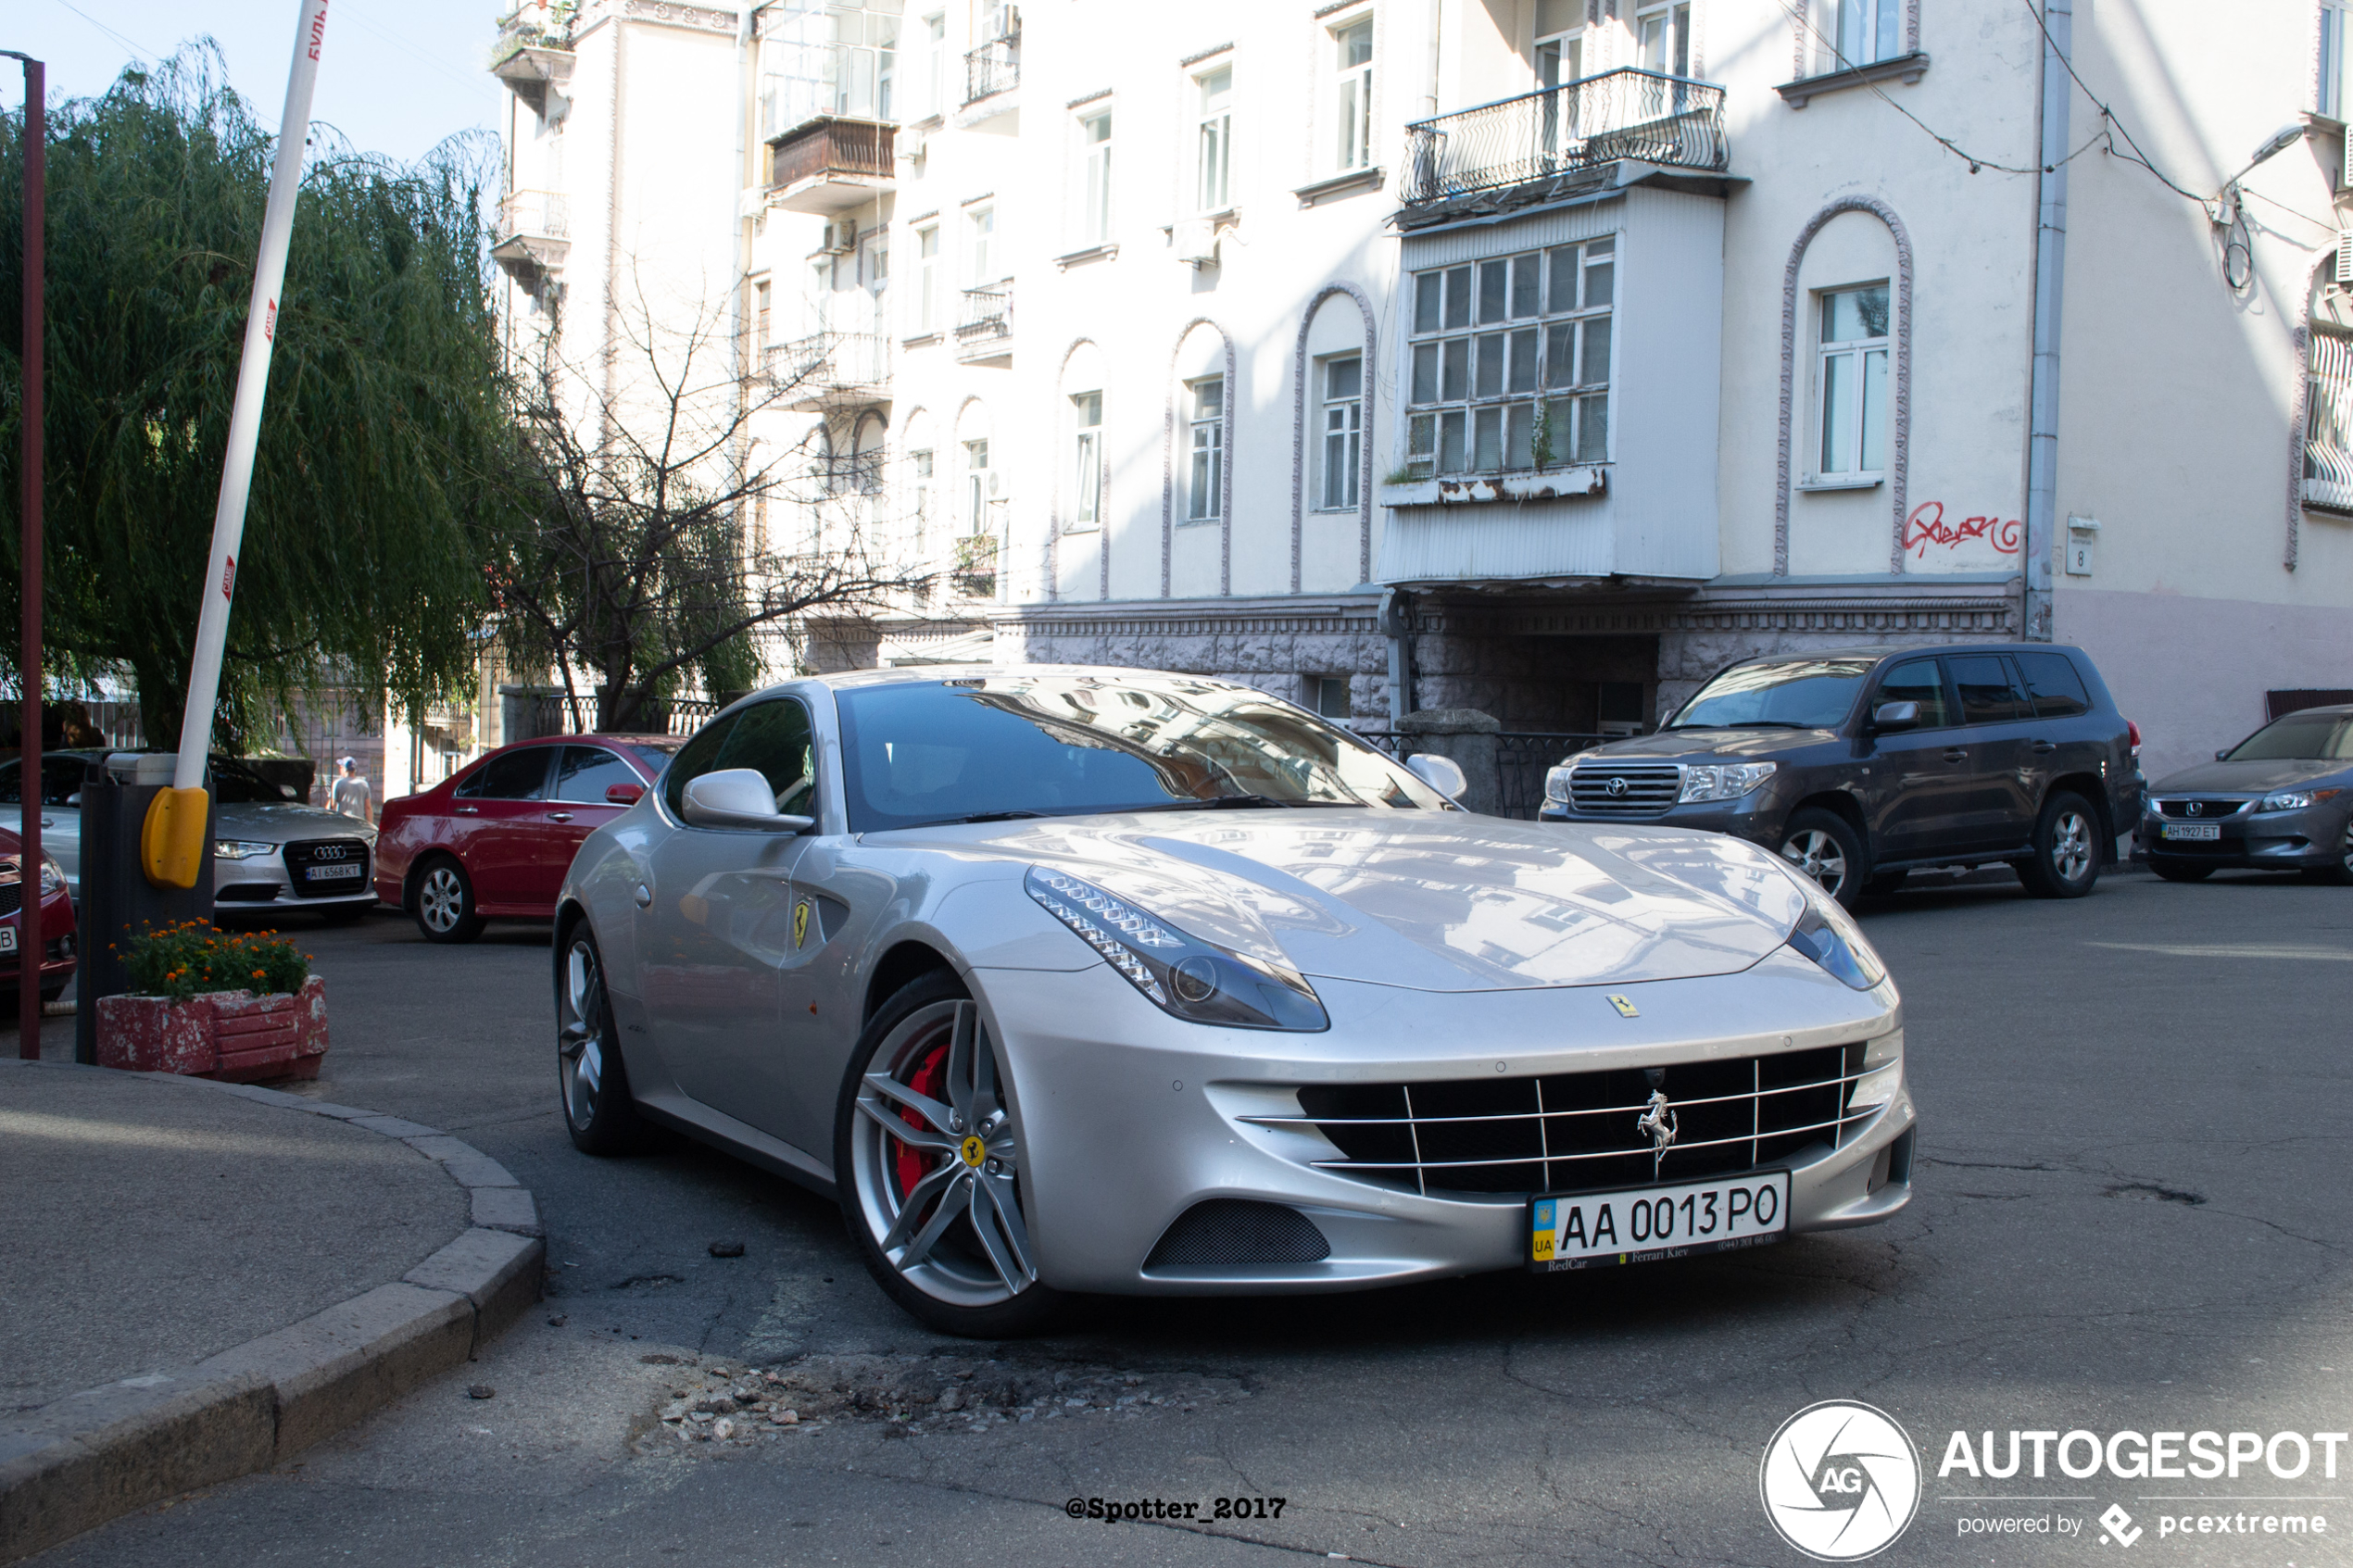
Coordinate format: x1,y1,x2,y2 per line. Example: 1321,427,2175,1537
555,668,1917,1336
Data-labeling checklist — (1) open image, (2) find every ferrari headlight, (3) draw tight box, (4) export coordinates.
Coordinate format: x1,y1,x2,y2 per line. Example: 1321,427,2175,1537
215,840,277,860
1680,761,1777,804
2258,788,2338,812
1025,866,1328,1032
1777,874,1889,991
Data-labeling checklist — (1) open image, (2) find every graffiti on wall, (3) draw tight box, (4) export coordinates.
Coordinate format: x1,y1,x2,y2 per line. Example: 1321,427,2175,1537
1902,501,2022,558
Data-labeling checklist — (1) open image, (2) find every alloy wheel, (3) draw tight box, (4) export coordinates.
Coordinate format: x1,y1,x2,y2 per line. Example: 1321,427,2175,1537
558,936,607,1129
1780,828,1848,897
2051,809,2093,884
419,865,464,935
849,999,1036,1309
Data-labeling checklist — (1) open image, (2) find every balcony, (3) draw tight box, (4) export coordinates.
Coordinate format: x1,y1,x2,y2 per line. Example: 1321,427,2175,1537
490,189,570,289
959,16,1019,129
766,116,896,215
954,284,1013,366
766,331,891,411
490,39,574,117
1400,69,1729,222
2307,332,2353,512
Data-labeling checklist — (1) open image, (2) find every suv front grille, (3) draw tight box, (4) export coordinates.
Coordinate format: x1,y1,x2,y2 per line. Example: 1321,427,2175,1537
2154,797,2250,819
283,837,371,898
1275,1045,1868,1198
1567,761,1682,816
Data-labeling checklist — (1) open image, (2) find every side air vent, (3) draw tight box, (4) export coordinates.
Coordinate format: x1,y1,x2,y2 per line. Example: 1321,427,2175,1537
1143,1198,1331,1269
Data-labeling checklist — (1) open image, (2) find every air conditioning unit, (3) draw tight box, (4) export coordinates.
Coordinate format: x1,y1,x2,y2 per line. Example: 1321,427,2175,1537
1172,218,1219,268
2339,227,2352,286
900,125,926,162
821,220,856,255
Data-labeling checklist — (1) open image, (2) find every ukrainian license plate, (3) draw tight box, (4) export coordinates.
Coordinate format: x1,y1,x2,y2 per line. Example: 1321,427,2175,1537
1529,1170,1789,1272
0,927,16,954
304,862,365,881
2161,822,2221,842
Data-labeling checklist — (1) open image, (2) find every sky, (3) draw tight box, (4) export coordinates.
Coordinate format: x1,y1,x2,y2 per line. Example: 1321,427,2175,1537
1,0,505,165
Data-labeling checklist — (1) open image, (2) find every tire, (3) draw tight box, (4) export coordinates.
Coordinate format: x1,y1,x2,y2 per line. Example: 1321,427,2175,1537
412,856,485,944
2151,860,2215,884
557,923,646,1155
1861,870,1909,897
835,971,1068,1338
2301,819,2353,885
1778,809,1869,910
2020,791,2102,898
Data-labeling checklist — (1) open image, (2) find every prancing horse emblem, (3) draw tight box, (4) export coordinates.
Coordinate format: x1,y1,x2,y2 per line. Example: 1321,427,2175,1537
1636,1090,1679,1177
792,898,812,949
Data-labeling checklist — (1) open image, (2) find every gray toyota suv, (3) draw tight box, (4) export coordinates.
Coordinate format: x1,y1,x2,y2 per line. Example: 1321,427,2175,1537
1538,644,2143,907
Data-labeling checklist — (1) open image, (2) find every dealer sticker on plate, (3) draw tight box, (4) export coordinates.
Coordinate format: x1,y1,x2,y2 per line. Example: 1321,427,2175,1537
1529,1170,1789,1272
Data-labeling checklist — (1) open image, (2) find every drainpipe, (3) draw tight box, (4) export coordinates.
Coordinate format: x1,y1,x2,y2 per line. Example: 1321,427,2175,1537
1381,587,1416,721
2022,0,2070,642
1423,0,1442,118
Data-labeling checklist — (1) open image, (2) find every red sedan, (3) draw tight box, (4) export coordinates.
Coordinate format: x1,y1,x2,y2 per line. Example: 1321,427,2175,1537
376,734,681,944
0,823,78,1004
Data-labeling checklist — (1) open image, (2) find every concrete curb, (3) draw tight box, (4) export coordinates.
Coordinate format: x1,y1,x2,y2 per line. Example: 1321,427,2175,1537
0,1064,547,1563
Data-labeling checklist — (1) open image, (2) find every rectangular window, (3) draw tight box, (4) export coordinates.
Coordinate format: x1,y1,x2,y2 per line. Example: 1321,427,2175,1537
1332,18,1374,173
1318,356,1363,510
964,438,990,534
1196,67,1233,213
1311,676,1352,720
1186,377,1225,521
1817,283,1891,477
1948,654,2028,725
967,205,995,284
754,280,772,351
2326,1,2348,119
910,447,934,551
1404,237,1613,479
1071,391,1103,530
1078,109,1114,245
913,225,938,333
924,11,946,116
1827,0,1903,69
1635,2,1691,76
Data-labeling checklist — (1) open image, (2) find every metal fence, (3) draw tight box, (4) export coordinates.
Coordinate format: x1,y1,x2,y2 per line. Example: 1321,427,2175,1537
964,28,1019,104
530,694,722,739
496,188,571,241
956,285,1013,350
767,331,889,395
2306,330,2353,511
1401,68,1728,207
1353,730,1609,820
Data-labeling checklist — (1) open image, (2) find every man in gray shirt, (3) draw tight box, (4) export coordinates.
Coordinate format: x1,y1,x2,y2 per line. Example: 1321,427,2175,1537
332,756,373,825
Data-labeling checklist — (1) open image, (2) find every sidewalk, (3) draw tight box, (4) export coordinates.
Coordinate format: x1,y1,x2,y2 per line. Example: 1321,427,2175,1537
0,1060,546,1562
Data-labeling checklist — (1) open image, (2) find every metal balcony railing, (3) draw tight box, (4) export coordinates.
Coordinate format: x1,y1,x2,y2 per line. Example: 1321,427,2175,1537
766,331,890,395
1400,68,1728,207
2307,332,2353,512
964,27,1020,106
955,285,1013,345
497,188,571,240
766,115,895,189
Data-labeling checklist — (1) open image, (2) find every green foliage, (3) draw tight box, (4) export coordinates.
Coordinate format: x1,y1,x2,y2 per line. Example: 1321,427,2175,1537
0,46,519,746
121,918,308,1002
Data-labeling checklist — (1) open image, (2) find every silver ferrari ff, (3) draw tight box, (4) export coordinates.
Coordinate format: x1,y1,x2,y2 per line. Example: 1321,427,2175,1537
554,668,1917,1335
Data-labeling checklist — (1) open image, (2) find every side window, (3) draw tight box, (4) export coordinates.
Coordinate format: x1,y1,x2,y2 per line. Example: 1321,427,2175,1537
44,759,85,806
457,747,552,801
1876,658,1952,729
553,746,641,805
664,712,742,819
2016,651,2092,720
712,699,816,816
1947,654,2029,724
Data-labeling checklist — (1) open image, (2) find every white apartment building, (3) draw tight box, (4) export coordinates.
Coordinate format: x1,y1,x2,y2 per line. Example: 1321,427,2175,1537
490,1,2353,780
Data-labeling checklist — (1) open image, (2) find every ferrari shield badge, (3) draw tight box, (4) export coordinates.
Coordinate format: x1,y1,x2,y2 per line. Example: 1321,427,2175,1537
1607,994,1639,1018
792,897,812,949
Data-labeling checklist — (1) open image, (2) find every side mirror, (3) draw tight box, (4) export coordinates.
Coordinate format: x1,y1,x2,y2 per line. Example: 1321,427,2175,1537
605,781,646,806
1405,752,1469,799
680,768,813,832
65,793,81,808
1870,700,1920,733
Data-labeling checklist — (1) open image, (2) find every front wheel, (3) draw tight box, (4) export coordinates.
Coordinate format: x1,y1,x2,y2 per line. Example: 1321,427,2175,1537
1779,809,1868,910
836,971,1067,1337
2302,820,2353,885
2020,791,2101,898
413,857,484,944
558,925,645,1155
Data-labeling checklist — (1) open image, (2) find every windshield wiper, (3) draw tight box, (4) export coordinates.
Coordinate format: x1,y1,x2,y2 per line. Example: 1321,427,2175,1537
947,809,1046,824
1128,794,1350,812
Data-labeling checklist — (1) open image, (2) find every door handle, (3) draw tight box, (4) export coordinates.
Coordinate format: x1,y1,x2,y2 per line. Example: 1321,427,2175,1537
1942,747,1969,762
547,811,573,822
2030,740,2058,754
455,806,480,815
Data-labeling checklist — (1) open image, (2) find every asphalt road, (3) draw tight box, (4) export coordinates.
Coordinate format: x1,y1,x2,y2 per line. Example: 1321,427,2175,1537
32,866,2353,1568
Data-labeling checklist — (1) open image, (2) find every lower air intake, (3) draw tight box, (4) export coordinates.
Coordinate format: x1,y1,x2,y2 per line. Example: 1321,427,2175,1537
1143,1199,1331,1269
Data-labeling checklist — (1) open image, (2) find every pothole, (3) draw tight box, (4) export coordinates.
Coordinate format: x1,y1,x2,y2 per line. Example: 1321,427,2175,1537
2104,1183,2206,1206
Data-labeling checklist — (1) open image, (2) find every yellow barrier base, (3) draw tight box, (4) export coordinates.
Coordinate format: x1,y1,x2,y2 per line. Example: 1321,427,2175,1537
141,786,210,890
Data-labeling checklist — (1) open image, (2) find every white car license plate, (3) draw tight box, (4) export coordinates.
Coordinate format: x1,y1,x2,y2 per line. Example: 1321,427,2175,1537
2161,822,2221,842
1529,1170,1789,1272
304,861,365,881
0,927,16,954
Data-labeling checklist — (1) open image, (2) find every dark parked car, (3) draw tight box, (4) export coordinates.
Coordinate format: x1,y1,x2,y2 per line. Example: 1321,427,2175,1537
2135,703,2353,883
377,734,683,943
1539,644,2142,907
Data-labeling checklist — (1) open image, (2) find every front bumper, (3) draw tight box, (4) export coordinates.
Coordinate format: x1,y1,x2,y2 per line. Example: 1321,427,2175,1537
2135,806,2347,871
979,947,1914,1295
214,847,380,910
1538,790,1784,848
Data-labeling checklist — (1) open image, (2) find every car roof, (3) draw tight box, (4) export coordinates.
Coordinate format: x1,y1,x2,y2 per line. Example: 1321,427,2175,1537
2268,704,2353,720
1730,644,2091,665
773,664,1267,694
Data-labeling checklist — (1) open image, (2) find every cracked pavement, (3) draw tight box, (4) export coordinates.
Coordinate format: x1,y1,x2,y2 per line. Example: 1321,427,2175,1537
32,871,2353,1566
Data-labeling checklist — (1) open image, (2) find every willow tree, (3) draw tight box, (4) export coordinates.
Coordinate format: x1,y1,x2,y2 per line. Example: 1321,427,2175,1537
0,48,517,746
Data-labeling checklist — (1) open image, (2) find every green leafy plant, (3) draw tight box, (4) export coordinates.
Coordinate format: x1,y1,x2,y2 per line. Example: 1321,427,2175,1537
1383,464,1427,486
1530,401,1557,472
121,921,309,1003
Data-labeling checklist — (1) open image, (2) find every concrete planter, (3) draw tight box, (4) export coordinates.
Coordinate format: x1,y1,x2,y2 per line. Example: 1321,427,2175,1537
96,975,330,1084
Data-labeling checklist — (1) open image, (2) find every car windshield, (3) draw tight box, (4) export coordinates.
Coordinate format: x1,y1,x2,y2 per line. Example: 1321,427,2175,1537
835,673,1451,832
623,740,683,773
1668,659,1876,731
2226,712,2353,760
209,759,299,804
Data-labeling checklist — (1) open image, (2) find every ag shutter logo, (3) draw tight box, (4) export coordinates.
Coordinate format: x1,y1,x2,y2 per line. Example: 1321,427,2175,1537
1761,1400,1921,1561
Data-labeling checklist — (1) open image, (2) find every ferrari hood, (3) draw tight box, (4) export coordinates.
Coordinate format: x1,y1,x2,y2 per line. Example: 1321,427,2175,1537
959,809,1809,993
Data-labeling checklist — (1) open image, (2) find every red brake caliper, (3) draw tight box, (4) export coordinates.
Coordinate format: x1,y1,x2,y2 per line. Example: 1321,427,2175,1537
892,1043,950,1205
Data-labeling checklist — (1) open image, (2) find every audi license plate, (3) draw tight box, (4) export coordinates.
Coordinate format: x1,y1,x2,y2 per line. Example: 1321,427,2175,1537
2161,822,2221,842
1529,1170,1789,1272
304,861,365,881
